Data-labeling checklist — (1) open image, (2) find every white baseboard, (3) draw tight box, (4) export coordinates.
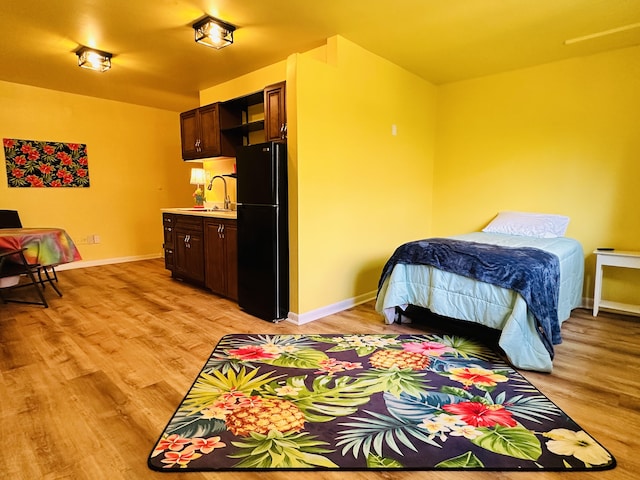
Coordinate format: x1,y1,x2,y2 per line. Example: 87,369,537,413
54,253,162,271
285,290,378,325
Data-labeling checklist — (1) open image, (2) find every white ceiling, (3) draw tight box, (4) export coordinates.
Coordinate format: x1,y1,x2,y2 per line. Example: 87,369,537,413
1,0,639,112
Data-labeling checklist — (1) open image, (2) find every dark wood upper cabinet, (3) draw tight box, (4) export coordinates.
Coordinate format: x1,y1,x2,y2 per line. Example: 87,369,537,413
179,108,200,159
264,82,286,142
180,103,235,160
196,103,221,158
180,82,286,159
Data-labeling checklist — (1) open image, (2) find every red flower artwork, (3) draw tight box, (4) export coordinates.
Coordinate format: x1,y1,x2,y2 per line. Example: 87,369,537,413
3,137,90,187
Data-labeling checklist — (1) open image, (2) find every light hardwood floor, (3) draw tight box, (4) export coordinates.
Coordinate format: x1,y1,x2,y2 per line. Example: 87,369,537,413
0,258,637,479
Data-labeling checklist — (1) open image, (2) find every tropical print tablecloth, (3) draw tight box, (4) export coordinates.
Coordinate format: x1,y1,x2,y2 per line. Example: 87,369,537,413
0,228,81,266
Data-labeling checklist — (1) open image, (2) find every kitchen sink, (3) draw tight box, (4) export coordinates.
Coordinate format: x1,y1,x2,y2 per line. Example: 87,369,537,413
177,208,233,212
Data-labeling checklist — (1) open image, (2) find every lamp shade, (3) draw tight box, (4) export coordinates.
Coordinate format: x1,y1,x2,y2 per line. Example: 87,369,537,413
190,168,207,185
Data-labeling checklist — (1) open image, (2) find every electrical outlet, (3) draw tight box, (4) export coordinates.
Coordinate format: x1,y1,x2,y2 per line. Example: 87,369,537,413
93,234,101,244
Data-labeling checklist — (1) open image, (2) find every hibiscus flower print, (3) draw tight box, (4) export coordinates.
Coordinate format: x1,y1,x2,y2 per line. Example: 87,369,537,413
446,366,508,389
227,345,278,360
544,429,612,466
403,341,454,357
3,138,90,187
442,401,517,428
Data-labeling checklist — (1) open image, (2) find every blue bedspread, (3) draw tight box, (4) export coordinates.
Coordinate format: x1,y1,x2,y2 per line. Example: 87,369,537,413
378,238,561,357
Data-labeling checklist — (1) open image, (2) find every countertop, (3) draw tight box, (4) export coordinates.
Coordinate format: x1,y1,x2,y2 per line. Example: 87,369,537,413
161,208,237,219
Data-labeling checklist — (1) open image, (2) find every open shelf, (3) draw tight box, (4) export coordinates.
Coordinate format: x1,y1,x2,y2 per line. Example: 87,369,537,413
219,90,265,142
221,91,263,111
220,120,265,136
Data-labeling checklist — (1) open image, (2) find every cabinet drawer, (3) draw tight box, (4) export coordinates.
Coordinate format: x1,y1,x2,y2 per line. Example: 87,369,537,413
164,248,174,269
163,225,174,246
175,215,203,231
163,214,175,243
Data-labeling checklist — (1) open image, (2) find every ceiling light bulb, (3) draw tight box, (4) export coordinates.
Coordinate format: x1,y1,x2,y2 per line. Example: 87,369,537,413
193,16,236,49
76,46,112,72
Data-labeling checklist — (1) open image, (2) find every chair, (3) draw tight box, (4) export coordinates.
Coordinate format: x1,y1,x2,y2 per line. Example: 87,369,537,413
0,210,22,228
0,209,61,295
0,248,48,307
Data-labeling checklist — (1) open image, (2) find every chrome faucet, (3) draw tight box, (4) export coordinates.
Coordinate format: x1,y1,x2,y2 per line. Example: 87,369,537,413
208,175,231,210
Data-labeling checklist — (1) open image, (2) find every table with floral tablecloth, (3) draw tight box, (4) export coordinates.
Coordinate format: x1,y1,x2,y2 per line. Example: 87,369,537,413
0,227,82,267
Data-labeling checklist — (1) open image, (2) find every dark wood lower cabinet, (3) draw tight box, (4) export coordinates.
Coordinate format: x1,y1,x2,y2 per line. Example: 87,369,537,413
204,218,238,301
173,216,205,285
163,213,237,300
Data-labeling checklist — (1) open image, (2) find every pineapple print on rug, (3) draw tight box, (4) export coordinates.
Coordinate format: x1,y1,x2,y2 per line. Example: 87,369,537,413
148,334,615,472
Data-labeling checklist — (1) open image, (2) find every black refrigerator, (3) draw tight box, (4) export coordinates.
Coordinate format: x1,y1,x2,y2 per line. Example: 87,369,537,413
236,141,288,321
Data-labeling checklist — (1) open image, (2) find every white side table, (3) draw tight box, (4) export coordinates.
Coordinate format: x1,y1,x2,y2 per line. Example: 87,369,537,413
593,249,640,316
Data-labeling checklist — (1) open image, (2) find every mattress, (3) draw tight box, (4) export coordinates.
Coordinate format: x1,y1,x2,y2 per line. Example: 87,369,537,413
375,232,584,372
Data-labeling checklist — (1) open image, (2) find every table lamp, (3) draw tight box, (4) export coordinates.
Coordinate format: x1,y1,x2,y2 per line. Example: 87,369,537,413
190,168,207,207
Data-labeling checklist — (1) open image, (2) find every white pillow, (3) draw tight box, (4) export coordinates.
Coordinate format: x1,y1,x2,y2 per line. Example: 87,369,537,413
482,211,570,238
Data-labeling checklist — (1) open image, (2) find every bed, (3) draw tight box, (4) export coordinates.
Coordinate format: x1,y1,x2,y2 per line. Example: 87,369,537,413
375,213,584,373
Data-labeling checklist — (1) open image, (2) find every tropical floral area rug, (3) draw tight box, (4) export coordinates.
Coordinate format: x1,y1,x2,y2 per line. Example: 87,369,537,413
148,334,615,472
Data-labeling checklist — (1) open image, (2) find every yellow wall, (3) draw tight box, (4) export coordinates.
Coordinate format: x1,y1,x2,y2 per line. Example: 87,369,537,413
6,37,635,314
200,61,287,106
293,36,437,314
197,36,438,317
434,45,640,304
0,80,190,263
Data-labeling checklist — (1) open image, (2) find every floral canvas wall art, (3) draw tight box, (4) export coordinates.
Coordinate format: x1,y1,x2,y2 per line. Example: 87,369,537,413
3,138,90,188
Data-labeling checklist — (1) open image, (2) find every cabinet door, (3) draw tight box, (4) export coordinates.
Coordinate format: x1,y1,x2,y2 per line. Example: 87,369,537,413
264,82,286,142
175,227,205,284
224,221,238,301
198,103,222,158
186,230,205,283
204,219,238,300
180,109,200,159
204,221,226,295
